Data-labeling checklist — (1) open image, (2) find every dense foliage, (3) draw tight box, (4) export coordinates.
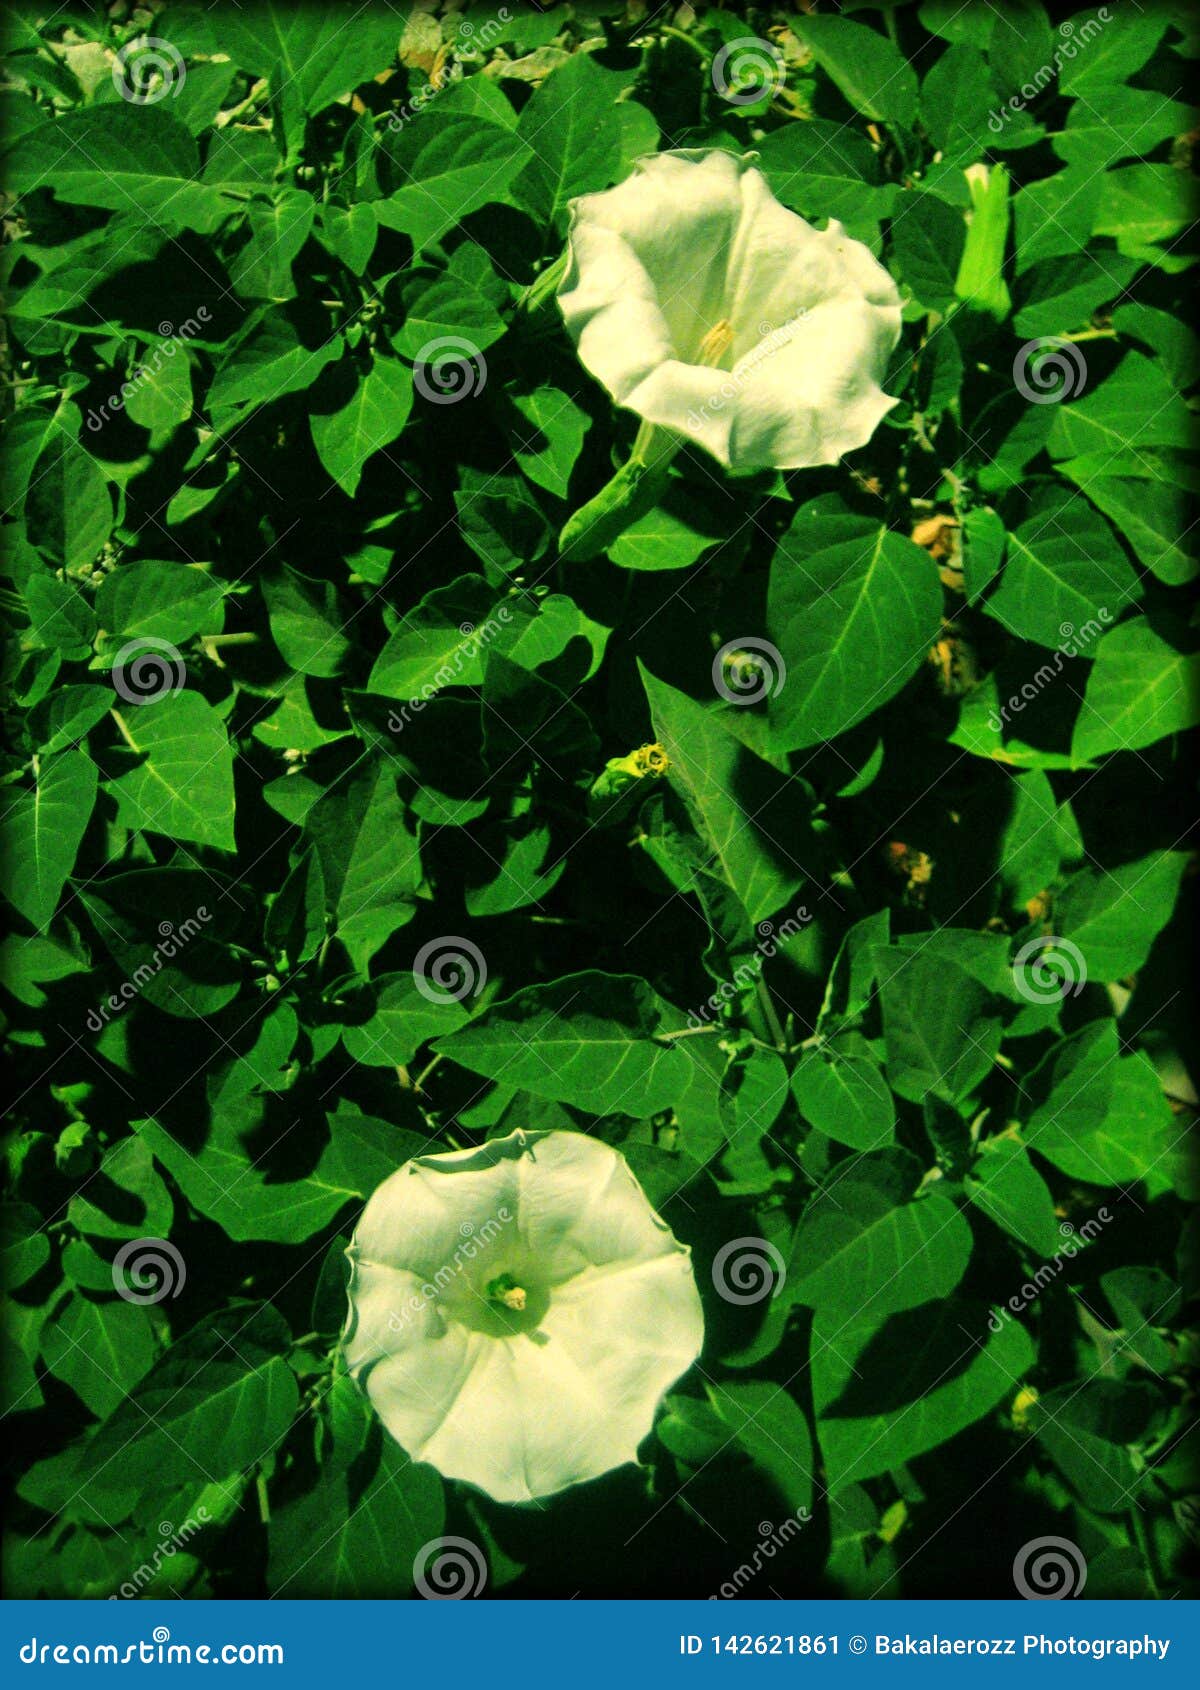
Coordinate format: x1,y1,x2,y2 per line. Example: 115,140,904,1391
1,0,1196,1601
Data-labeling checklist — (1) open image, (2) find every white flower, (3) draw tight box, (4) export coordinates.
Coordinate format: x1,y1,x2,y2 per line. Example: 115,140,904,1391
557,148,902,471
342,1129,704,1504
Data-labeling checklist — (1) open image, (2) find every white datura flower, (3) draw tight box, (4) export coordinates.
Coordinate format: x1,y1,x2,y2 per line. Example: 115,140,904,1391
557,148,902,471
342,1129,704,1504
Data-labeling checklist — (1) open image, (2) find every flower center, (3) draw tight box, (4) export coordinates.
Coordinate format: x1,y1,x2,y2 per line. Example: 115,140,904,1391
486,1272,527,1312
697,318,734,369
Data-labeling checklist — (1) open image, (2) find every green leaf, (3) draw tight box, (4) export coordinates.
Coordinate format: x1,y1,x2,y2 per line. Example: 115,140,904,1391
890,192,965,312
309,355,414,499
378,120,530,254
792,14,918,127
1058,9,1169,94
510,387,589,500
877,946,1004,1104
642,666,812,926
756,122,897,230
262,567,352,678
1058,456,1197,587
786,1171,972,1321
40,1293,157,1419
1072,619,1200,762
137,1110,424,1245
80,1305,300,1511
269,1412,444,1598
768,500,941,753
607,490,724,572
791,1038,895,1152
305,758,423,973
222,5,400,143
512,53,628,228
95,561,223,646
342,974,469,1068
26,436,113,574
0,749,97,932
920,45,998,163
208,306,342,416
814,1299,1035,1489
1055,850,1187,981
79,867,242,1021
966,1134,1062,1256
68,1133,173,1241
107,693,236,852
1047,352,1194,459
229,191,315,300
434,973,693,1118
1094,166,1193,260
708,1381,814,1518
985,493,1138,649
368,576,499,699
4,104,231,233
1024,1021,1176,1195
389,257,507,362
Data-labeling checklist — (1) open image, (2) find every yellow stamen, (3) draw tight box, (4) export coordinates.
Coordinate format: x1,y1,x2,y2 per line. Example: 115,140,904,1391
487,1272,527,1311
698,319,734,368
632,742,669,777
498,1286,526,1311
